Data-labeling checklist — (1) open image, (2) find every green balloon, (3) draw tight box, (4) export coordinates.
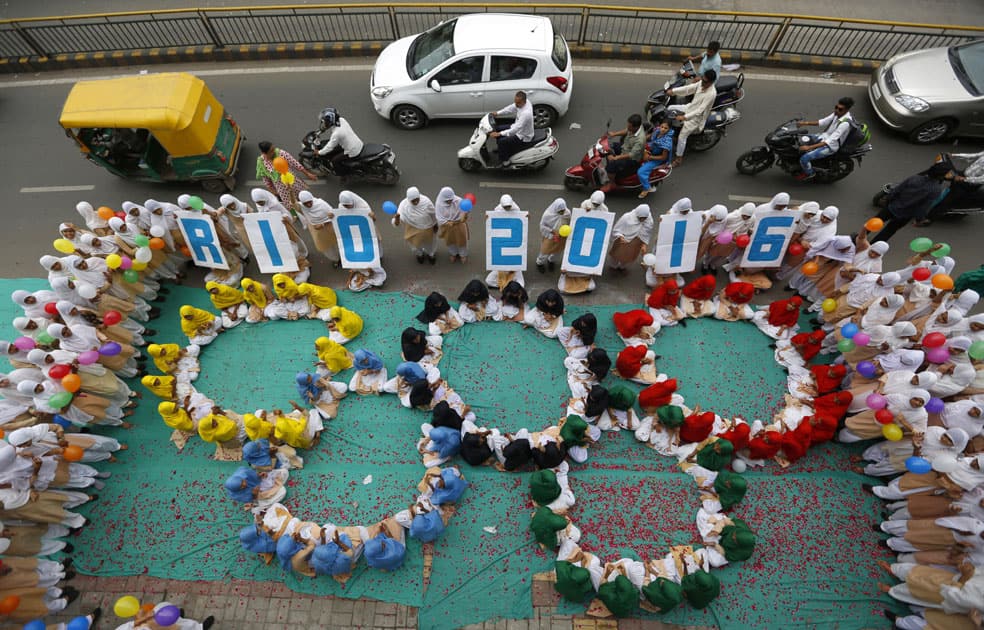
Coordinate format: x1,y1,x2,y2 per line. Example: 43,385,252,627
49,391,73,408
930,243,951,258
837,338,856,353
134,234,150,247
35,332,55,345
123,269,139,283
909,237,933,253
188,195,205,211
970,340,984,361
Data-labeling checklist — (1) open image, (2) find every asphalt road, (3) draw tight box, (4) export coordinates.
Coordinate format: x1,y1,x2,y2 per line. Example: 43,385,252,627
1,58,981,306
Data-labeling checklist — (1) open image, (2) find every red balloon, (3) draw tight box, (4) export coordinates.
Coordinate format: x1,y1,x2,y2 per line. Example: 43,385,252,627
735,234,751,248
464,193,477,205
115,211,127,220
922,332,947,349
48,364,71,379
103,310,122,326
787,242,804,256
875,409,895,425
912,267,931,281
44,302,59,315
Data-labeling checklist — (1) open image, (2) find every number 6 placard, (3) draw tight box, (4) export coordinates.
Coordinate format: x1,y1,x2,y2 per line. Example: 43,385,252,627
740,210,802,268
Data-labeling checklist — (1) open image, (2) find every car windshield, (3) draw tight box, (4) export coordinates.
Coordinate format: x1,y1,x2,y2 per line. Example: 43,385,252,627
948,40,984,97
407,19,457,80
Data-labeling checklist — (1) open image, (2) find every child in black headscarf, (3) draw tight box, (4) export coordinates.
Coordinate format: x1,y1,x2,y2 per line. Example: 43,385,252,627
500,281,529,322
523,289,565,337
457,279,502,323
417,291,463,335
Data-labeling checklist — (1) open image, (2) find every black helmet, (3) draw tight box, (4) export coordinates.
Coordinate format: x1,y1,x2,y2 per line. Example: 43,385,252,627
319,107,339,129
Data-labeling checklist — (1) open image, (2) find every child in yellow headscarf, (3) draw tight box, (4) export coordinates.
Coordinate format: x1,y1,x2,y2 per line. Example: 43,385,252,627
273,407,312,449
268,273,310,321
297,282,337,321
241,277,274,323
198,407,243,461
179,305,222,346
314,336,354,375
141,374,176,400
158,400,196,450
147,343,181,374
244,411,274,441
206,280,248,328
327,306,363,344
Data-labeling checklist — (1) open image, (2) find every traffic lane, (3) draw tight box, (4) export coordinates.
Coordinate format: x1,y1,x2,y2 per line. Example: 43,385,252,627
3,62,981,303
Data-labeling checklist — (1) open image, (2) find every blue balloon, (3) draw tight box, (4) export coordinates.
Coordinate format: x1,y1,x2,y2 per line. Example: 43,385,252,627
905,456,932,474
855,361,877,379
460,198,473,212
53,414,73,428
23,620,47,630
840,323,859,339
382,200,398,215
66,617,92,630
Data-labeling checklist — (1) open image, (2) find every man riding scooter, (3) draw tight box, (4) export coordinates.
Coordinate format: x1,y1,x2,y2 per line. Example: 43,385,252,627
489,90,535,165
603,114,647,190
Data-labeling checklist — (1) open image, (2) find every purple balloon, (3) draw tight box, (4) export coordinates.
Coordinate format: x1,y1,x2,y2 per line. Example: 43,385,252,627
856,361,877,379
866,392,887,410
852,332,871,347
98,341,122,357
78,350,100,365
925,346,950,364
153,605,181,627
925,397,945,414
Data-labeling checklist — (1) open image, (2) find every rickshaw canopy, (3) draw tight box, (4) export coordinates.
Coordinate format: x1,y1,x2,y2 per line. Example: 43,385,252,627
59,73,224,158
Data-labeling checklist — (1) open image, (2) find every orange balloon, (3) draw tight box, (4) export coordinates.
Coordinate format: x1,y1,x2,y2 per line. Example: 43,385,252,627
141,602,156,613
97,206,115,221
801,261,819,276
272,156,289,174
61,373,82,393
931,273,954,290
0,428,4,439
864,217,884,231
180,245,192,257
0,594,20,614
149,237,166,250
62,445,85,462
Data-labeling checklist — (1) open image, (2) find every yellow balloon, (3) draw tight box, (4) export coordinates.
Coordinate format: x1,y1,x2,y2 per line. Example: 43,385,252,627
821,298,837,313
114,595,140,618
281,172,296,185
53,238,75,254
131,260,149,271
106,254,122,270
558,224,572,238
882,423,903,442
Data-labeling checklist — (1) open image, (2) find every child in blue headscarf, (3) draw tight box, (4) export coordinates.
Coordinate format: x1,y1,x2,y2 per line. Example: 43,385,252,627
349,349,388,395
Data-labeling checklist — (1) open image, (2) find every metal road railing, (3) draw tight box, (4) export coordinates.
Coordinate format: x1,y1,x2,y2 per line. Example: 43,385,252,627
1,3,981,62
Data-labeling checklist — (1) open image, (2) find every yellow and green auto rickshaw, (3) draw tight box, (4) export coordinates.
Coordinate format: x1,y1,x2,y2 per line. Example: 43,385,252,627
59,72,245,193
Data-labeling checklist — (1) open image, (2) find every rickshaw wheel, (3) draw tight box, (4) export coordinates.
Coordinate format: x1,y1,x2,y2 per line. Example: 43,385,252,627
201,178,232,194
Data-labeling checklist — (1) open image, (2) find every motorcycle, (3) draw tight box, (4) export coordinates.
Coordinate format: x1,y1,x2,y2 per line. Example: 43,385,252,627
646,59,746,114
735,118,873,184
873,152,984,219
299,130,400,185
457,113,559,172
647,89,741,153
563,120,672,194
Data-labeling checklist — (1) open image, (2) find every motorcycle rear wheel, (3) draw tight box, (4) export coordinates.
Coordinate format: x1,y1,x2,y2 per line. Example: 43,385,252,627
458,158,482,172
818,158,854,183
691,131,721,152
736,151,772,175
375,163,401,185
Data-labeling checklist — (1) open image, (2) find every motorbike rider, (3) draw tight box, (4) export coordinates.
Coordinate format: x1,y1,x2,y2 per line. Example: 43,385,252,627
490,91,535,165
871,162,950,243
316,107,365,176
604,114,646,186
665,69,717,168
637,120,674,199
683,41,722,80
794,97,855,181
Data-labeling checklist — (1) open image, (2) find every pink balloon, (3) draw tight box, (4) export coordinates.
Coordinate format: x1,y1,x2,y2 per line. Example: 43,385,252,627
13,336,35,351
852,332,871,347
925,347,950,364
866,392,887,410
118,256,133,270
715,231,734,245
78,350,100,365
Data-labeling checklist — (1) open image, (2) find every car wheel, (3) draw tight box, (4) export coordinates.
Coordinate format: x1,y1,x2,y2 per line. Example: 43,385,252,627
392,105,427,130
908,118,954,144
533,105,557,129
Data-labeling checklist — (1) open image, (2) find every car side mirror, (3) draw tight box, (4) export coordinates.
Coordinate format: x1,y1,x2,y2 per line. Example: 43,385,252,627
429,79,442,93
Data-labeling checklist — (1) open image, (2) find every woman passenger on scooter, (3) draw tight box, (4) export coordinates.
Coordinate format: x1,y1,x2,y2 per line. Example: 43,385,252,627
637,121,674,199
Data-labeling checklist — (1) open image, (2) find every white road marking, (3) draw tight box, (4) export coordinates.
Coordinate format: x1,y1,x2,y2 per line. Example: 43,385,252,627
479,181,565,190
728,194,807,205
0,62,866,89
20,185,95,193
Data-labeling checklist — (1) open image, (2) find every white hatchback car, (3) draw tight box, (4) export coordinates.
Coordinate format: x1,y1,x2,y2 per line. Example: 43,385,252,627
370,13,573,130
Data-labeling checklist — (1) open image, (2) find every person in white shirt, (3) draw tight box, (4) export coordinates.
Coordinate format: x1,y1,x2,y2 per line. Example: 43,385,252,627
490,90,535,164
796,97,854,180
394,186,438,264
316,107,365,175
665,70,718,167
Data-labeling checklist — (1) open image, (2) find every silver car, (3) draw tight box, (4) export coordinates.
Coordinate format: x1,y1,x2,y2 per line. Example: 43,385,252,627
868,39,984,144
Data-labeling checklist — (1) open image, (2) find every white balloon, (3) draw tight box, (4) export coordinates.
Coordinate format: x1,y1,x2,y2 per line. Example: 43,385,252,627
642,253,657,267
134,247,153,263
149,225,165,238
731,459,747,473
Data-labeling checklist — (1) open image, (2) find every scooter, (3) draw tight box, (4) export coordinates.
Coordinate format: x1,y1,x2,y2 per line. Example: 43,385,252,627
647,59,746,113
647,89,741,153
735,118,873,184
457,113,559,172
563,120,672,194
873,152,984,219
299,130,401,185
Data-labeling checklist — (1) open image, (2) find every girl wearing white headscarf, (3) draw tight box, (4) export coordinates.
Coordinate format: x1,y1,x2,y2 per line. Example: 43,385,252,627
753,191,790,215
536,198,569,272
927,337,977,398
942,400,983,438
696,204,729,273
483,195,526,290
217,194,252,253
860,294,907,329
435,186,469,263
791,235,855,301
609,205,653,270
295,190,340,265
842,387,930,442
335,190,386,292
250,188,310,272
11,290,51,320
121,201,152,234
715,203,756,273
76,201,111,235
836,240,889,291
